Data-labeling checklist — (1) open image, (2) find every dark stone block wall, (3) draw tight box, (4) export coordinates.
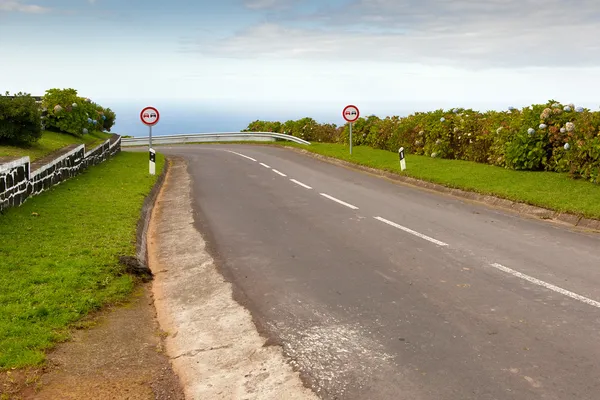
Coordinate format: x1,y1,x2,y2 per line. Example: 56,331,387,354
0,135,121,213
0,157,31,211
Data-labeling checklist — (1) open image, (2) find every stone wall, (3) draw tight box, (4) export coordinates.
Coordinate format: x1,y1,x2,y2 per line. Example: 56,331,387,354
0,135,121,213
0,157,31,211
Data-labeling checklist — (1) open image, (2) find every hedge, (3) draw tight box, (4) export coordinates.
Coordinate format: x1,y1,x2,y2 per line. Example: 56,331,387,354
0,92,43,145
243,100,600,184
42,88,116,135
0,89,117,146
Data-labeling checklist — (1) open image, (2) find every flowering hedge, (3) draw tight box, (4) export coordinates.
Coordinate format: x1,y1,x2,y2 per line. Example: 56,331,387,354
243,100,600,184
41,88,116,136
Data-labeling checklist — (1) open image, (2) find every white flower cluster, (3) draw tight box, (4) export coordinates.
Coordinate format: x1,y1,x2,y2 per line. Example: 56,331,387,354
566,122,575,132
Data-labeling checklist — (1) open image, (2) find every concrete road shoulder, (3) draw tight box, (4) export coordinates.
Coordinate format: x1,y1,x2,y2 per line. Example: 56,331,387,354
147,156,318,400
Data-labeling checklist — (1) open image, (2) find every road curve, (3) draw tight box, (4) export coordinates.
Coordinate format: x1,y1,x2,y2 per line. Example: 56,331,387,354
149,145,600,400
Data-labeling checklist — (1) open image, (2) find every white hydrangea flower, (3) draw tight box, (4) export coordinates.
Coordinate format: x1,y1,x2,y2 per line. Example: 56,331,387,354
566,122,575,132
539,124,547,129
53,105,62,112
564,143,570,150
431,152,438,158
82,128,88,134
564,106,572,112
440,117,445,122
576,106,584,113
560,127,566,133
527,128,535,135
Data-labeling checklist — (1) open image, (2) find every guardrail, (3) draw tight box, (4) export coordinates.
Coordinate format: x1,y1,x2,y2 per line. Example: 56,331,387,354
121,132,311,147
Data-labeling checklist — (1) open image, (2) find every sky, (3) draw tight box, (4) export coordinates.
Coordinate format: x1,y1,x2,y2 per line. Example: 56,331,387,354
2,0,600,135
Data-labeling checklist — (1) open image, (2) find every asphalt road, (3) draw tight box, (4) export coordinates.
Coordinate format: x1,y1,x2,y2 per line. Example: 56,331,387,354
152,145,600,400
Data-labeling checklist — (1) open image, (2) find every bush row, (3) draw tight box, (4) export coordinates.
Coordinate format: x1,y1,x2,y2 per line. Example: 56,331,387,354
243,100,600,184
0,92,43,145
0,89,116,146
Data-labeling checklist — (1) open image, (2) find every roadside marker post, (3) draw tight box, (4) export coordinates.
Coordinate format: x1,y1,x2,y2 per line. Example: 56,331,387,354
399,147,406,171
140,106,160,175
149,148,156,175
342,105,360,155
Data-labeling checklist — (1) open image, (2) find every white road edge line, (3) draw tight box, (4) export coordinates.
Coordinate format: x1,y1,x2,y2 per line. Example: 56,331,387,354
226,150,257,162
272,169,287,177
490,263,600,309
320,193,359,210
374,216,449,247
260,163,271,169
290,179,312,189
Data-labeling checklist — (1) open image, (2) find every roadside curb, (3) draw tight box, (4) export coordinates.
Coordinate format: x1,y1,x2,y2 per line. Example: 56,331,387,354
136,158,169,270
285,147,600,232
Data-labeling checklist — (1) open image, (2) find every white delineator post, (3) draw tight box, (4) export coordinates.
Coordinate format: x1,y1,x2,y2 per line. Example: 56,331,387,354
399,147,406,171
149,148,156,175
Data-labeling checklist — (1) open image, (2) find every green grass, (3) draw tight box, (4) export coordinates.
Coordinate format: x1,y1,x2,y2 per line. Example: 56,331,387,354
0,130,112,161
0,151,164,369
286,143,600,219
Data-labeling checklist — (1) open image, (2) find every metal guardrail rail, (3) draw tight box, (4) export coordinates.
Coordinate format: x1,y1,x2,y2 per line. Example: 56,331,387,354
121,132,311,146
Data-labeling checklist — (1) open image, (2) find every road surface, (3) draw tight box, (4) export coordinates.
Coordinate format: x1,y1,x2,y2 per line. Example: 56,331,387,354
152,145,600,400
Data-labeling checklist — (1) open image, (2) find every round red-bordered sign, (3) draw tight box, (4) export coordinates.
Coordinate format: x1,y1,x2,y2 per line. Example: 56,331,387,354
140,106,160,126
342,105,360,123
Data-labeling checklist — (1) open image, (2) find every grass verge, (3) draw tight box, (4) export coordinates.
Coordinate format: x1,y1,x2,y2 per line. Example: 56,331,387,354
0,130,112,161
286,143,600,220
0,151,164,370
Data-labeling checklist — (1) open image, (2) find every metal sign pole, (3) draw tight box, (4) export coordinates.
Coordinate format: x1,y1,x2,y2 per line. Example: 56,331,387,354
149,125,155,175
350,122,353,155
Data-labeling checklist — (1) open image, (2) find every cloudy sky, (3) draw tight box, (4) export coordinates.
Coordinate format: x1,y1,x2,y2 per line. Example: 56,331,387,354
2,0,600,131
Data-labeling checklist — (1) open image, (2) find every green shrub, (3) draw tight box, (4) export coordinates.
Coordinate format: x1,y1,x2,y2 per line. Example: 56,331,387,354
41,88,115,136
243,100,600,184
0,92,42,145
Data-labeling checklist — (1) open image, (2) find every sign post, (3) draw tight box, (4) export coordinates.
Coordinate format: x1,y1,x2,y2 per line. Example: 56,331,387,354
399,147,406,171
140,106,160,175
342,105,360,155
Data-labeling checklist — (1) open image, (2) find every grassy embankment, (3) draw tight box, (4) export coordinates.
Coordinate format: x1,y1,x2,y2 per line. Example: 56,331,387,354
0,151,164,369
0,130,112,161
285,142,600,219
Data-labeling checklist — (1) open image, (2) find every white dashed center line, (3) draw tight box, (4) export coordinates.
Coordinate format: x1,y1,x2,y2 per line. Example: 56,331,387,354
272,169,287,177
226,150,257,162
320,193,359,210
260,163,271,169
290,179,312,189
490,263,600,309
374,216,449,247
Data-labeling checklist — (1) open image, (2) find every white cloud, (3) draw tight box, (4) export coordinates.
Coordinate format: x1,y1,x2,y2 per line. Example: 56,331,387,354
0,0,48,13
194,0,600,68
243,0,299,10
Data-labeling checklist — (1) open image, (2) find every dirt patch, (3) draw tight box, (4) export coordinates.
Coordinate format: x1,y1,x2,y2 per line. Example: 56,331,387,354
147,156,318,399
1,286,185,400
